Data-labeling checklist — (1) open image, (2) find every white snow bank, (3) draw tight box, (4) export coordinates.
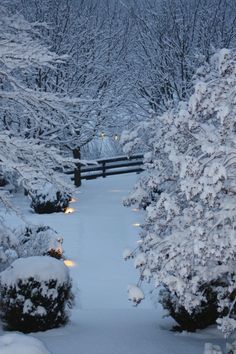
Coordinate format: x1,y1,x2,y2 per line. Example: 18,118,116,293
0,333,52,354
0,256,69,286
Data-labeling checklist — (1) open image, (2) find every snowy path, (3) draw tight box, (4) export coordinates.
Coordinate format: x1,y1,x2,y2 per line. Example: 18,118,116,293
6,174,226,354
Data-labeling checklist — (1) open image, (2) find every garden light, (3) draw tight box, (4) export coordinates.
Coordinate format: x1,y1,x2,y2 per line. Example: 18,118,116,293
64,259,76,268
64,207,75,214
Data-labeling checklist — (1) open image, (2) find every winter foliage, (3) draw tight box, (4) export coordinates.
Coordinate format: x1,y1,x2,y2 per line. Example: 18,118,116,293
29,183,71,214
0,256,73,332
123,49,236,337
1,0,236,350
17,225,63,259
0,6,78,209
0,224,63,271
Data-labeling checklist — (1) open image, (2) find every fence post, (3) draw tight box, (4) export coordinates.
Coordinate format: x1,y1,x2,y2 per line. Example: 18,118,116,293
102,161,106,178
73,147,81,187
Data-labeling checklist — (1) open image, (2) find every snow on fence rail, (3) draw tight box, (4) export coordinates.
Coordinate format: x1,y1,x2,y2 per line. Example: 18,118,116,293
66,154,144,186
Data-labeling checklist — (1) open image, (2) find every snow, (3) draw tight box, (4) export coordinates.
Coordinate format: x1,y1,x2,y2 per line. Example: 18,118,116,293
127,285,145,304
1,174,230,354
204,343,222,354
0,256,69,287
0,333,51,354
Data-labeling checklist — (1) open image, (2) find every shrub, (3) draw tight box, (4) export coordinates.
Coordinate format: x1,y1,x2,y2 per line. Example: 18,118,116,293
159,286,219,331
17,225,63,259
0,256,73,332
204,343,223,354
0,228,18,272
0,224,63,274
29,183,71,214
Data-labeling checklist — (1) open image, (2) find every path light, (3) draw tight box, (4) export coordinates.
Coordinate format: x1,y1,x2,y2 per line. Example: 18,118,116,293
114,134,119,141
132,208,140,212
109,189,123,193
132,223,141,227
64,259,76,268
100,132,105,139
64,207,75,214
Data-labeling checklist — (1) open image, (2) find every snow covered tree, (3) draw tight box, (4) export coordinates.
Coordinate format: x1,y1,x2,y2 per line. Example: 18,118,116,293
9,0,134,149
126,0,236,114
0,6,82,210
124,48,236,337
0,5,102,149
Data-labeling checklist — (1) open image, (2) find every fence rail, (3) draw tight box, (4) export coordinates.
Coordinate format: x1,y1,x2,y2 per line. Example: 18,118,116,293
66,154,144,186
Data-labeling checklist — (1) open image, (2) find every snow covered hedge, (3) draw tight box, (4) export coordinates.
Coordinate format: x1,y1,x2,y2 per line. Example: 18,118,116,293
17,225,63,259
29,183,71,214
0,227,18,272
0,256,73,332
0,224,64,274
123,49,236,337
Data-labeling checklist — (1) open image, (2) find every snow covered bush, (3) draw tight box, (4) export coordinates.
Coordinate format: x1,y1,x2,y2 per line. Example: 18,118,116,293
203,342,236,354
0,133,75,213
0,256,73,332
29,183,71,214
0,227,18,272
0,223,63,274
124,49,236,337
17,225,63,259
0,333,52,354
204,343,223,354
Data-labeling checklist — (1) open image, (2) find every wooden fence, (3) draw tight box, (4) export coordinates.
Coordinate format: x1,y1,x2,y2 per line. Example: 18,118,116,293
66,154,144,186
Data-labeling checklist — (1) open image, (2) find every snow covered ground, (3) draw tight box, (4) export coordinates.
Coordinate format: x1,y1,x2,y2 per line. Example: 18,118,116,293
0,174,229,354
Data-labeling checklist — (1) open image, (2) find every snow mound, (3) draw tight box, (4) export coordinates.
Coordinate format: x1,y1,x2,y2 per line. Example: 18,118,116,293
0,333,51,354
127,285,144,305
0,256,69,287
123,248,132,260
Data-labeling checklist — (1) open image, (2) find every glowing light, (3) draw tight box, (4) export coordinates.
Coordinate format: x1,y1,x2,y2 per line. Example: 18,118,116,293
109,189,123,193
100,132,106,139
70,198,77,203
132,208,140,212
64,259,76,268
114,134,119,141
133,223,141,227
64,207,75,214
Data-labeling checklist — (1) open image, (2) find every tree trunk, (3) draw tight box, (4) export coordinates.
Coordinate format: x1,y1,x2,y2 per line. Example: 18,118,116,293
73,147,81,187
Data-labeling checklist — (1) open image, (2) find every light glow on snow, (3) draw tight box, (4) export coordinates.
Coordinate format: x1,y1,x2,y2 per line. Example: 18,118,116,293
132,223,141,227
132,208,140,212
64,207,75,214
70,198,77,203
64,259,76,268
109,189,124,193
